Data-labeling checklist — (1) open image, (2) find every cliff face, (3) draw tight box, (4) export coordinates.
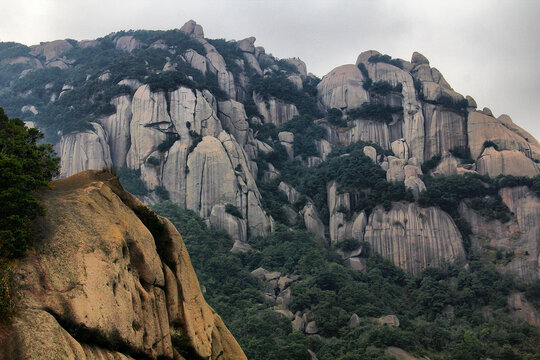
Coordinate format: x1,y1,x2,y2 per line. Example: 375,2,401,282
4,20,540,281
0,170,246,360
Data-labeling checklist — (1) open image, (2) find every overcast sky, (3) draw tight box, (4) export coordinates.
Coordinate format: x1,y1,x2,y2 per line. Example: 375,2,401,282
2,0,539,138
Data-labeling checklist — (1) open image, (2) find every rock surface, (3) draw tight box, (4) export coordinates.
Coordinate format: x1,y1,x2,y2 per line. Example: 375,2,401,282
59,123,112,178
364,202,466,274
0,171,246,360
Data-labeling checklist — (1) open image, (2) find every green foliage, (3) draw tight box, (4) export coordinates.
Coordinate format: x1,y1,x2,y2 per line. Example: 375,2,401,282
251,72,322,118
117,167,148,195
146,156,160,166
0,42,30,61
207,39,243,75
225,203,243,219
154,185,169,200
449,146,475,163
483,140,499,150
367,54,403,69
368,81,403,95
0,261,14,322
327,108,347,127
188,130,203,153
157,133,179,153
525,280,540,310
357,63,369,79
432,95,469,114
347,103,403,124
153,201,540,359
421,155,441,173
336,238,361,252
280,115,325,159
0,108,59,258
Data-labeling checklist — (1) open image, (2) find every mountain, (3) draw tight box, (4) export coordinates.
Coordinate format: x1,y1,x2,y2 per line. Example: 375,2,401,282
0,170,246,359
1,20,540,359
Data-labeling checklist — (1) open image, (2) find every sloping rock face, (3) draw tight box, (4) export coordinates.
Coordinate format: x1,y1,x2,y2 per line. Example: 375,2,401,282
59,123,112,178
253,93,299,127
316,64,370,110
475,147,539,177
468,111,539,160
364,203,466,274
0,171,246,360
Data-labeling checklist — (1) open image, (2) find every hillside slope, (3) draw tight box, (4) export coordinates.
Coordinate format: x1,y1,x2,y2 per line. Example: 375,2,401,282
0,170,246,360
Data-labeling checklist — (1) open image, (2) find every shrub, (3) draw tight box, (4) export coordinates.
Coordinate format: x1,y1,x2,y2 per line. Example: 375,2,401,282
421,155,442,173
369,81,403,95
347,103,402,124
117,167,148,195
225,204,243,219
154,185,170,200
483,140,499,150
337,238,361,252
157,133,180,153
449,147,474,164
188,131,203,153
368,54,403,69
146,156,160,166
0,108,59,258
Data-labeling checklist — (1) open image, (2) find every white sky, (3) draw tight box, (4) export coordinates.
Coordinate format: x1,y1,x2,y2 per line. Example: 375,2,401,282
1,0,539,138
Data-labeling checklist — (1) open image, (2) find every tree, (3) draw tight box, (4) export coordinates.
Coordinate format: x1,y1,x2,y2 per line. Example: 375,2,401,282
0,107,59,258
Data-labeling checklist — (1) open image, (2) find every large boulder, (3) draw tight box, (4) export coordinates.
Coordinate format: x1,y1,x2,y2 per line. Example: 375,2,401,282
59,123,112,178
99,95,132,168
468,111,538,160
364,202,466,274
253,93,299,126
0,171,246,359
476,147,539,177
317,64,369,110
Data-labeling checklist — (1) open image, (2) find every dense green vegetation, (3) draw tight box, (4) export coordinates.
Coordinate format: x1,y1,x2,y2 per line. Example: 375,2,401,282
0,107,59,321
0,108,59,258
348,103,403,124
251,72,322,118
153,201,540,360
368,54,403,69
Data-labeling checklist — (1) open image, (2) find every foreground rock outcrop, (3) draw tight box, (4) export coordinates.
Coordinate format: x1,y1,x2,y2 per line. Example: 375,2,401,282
0,170,246,360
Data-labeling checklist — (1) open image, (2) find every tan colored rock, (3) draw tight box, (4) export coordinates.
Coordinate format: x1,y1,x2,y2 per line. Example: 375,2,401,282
467,111,536,159
349,313,361,327
508,293,540,327
114,35,142,52
301,202,326,239
317,64,369,110
99,95,132,168
386,157,406,182
292,314,306,332
210,204,248,244
431,155,459,177
59,123,112,178
458,198,538,283
180,20,236,98
279,181,301,204
184,49,207,75
323,119,391,151
305,321,318,334
363,145,378,163
377,315,400,327
254,93,299,126
118,78,142,90
288,74,303,90
364,203,466,273
476,148,539,177
316,138,333,160
411,51,429,65
423,103,467,161
1,171,246,360
384,347,422,360
218,99,250,146
30,40,73,62
391,139,409,160
355,50,381,64
282,58,307,76
466,95,477,109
